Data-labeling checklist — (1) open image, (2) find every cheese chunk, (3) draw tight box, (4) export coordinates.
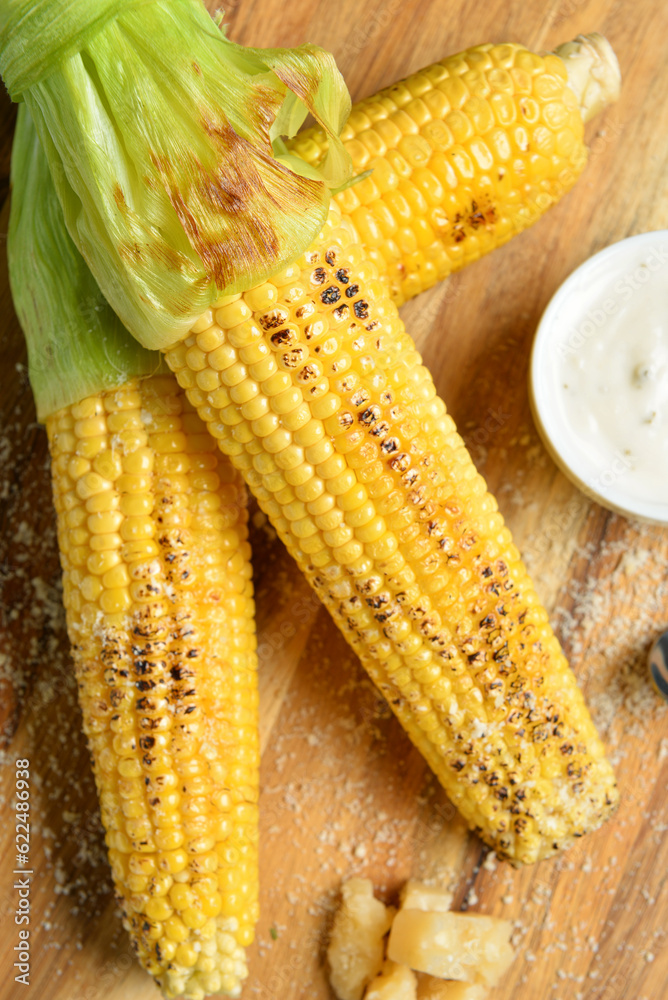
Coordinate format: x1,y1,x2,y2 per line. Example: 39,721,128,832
399,881,454,914
328,878,394,1000
416,976,489,999
365,960,417,1000
387,910,514,987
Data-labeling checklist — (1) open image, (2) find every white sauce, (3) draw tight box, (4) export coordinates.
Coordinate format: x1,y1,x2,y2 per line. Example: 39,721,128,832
553,243,668,505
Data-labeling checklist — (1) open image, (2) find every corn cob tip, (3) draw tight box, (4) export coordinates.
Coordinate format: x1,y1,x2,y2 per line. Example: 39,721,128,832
155,915,248,999
555,33,621,123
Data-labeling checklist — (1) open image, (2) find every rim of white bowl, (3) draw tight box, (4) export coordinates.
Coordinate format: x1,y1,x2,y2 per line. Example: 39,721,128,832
529,229,668,525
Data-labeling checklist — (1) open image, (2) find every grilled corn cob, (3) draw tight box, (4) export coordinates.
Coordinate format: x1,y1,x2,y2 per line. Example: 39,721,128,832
48,377,257,998
164,201,618,865
289,36,620,304
8,108,258,998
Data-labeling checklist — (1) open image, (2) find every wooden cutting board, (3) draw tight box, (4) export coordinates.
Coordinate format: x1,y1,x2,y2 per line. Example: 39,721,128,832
2,1,668,998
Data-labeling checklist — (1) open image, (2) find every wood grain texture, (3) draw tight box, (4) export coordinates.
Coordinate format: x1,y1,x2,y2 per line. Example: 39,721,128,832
1,2,668,999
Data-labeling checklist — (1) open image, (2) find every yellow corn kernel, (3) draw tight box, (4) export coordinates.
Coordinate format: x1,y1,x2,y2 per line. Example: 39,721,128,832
195,323,225,352
119,493,153,518
183,906,209,930
196,368,222,393
102,564,130,590
46,374,257,999
169,884,195,911
76,471,111,500
155,829,185,851
74,415,106,438
189,308,215,334
244,283,278,313
80,575,103,602
87,510,123,534
216,299,252,329
238,340,270,366
165,915,190,943
84,489,118,514
145,896,174,922
93,450,123,481
158,849,189,875
175,942,199,968
158,939,179,963
87,550,120,576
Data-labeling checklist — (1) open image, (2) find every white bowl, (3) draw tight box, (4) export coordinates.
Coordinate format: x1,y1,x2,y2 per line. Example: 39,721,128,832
529,230,668,524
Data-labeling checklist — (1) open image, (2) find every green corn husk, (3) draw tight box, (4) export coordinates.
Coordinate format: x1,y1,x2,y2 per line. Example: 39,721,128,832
1,0,352,350
8,104,162,419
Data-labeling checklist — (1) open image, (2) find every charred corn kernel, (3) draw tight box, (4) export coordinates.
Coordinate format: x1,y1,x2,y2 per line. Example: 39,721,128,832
47,375,258,998
287,39,618,305
165,202,618,867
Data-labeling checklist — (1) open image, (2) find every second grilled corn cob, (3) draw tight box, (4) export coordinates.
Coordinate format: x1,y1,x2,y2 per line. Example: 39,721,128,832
164,201,618,865
48,377,258,998
289,36,620,304
8,107,259,999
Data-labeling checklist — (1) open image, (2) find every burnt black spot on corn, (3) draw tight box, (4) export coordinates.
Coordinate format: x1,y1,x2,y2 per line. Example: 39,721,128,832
321,285,341,304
